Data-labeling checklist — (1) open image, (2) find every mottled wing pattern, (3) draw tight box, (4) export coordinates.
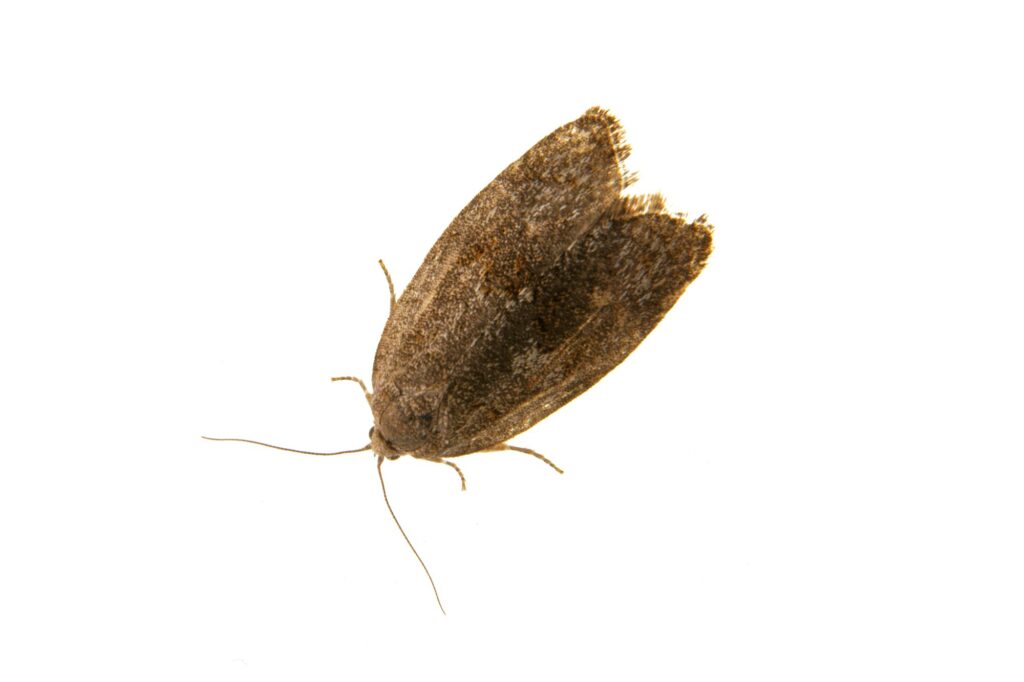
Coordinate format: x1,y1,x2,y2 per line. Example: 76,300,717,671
371,108,631,451
433,197,713,456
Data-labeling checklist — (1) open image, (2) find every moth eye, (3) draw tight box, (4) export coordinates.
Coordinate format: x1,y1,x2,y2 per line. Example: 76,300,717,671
368,426,375,439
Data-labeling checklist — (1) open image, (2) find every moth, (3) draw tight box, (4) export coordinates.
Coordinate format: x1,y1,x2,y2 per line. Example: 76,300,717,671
206,107,713,612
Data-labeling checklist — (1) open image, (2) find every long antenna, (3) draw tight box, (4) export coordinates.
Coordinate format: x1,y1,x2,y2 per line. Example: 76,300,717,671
201,436,371,456
377,456,445,614
203,434,445,613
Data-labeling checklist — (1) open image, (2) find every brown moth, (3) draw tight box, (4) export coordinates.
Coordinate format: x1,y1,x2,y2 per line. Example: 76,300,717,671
206,107,713,612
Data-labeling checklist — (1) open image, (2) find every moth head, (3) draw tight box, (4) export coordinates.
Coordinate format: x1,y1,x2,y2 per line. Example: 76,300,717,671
368,426,402,460
370,388,436,458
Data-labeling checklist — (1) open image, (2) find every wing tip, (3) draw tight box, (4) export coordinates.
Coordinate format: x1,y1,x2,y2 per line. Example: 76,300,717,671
580,106,633,184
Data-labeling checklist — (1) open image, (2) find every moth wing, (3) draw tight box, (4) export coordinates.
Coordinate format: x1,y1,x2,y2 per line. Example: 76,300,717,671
434,201,713,456
371,108,632,448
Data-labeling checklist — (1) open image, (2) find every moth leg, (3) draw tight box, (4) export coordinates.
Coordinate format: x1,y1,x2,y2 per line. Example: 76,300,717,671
417,456,467,491
378,259,396,314
489,444,564,475
330,375,372,406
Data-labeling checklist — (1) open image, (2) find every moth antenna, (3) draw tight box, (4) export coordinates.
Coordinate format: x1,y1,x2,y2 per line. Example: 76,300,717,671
378,259,396,314
201,436,371,456
377,456,446,614
330,375,372,406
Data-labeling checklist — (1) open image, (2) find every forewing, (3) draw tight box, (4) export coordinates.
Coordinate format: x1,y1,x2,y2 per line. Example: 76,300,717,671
371,108,631,443
430,198,713,456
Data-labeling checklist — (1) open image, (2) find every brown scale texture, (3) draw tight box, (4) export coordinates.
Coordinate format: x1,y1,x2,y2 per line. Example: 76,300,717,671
370,107,713,459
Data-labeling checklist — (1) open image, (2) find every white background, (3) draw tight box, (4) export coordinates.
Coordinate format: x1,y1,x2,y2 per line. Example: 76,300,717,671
2,1,1021,680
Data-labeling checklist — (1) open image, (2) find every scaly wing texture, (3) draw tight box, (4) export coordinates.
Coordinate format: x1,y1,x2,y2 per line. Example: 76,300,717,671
431,197,713,457
371,108,631,450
